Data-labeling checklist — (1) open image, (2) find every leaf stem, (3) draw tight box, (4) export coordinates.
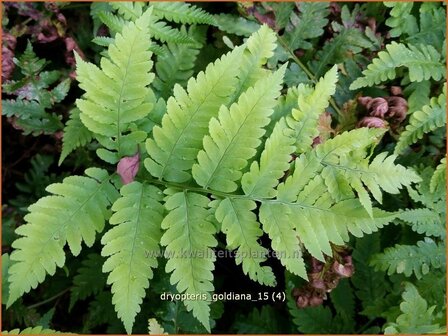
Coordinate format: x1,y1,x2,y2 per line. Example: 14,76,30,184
27,287,71,310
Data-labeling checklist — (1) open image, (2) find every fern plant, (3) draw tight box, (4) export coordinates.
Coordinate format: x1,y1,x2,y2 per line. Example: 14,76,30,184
7,9,424,334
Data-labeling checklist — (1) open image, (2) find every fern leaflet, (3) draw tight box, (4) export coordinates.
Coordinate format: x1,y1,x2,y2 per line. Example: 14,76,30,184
350,42,445,89
394,88,446,155
151,2,216,25
101,182,164,334
7,168,118,307
371,238,445,279
160,190,217,332
59,108,93,165
215,198,275,286
430,157,446,193
145,46,244,182
192,65,286,192
76,9,155,163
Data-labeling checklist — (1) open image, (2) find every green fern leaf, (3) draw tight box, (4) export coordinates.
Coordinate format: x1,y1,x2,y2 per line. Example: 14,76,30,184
145,46,244,182
76,9,155,162
109,1,143,20
153,26,203,99
151,2,216,25
69,253,107,311
403,80,431,114
383,2,418,38
371,238,445,279
98,11,126,35
384,283,445,334
101,182,164,334
160,190,217,332
7,168,118,307
148,18,195,44
350,42,445,89
394,88,446,155
398,208,445,237
284,2,329,50
228,24,278,104
241,117,295,198
192,65,285,192
430,157,446,193
214,14,260,37
215,198,275,286
59,108,93,165
291,65,338,153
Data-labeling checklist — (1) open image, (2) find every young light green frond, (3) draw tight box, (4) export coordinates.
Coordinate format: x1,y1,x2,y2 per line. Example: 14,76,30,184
214,14,260,37
228,25,277,104
277,128,385,203
59,108,93,165
291,65,338,153
76,9,155,161
192,65,286,192
259,202,307,279
350,42,445,90
430,157,446,193
371,239,445,279
321,152,421,216
101,182,164,334
145,46,244,183
160,190,217,331
7,168,118,308
215,198,275,286
153,27,203,99
395,89,446,155
151,2,216,25
242,117,296,198
383,2,417,38
384,283,445,334
398,208,445,237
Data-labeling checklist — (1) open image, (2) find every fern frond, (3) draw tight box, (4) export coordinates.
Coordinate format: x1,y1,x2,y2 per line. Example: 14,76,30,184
430,157,446,193
101,182,164,334
242,117,295,198
153,27,203,99
398,208,445,237
371,239,445,279
215,198,275,286
7,168,118,307
259,202,307,278
151,2,216,25
290,65,338,153
384,283,445,334
109,1,143,21
229,24,278,104
69,253,107,311
192,66,286,192
394,89,446,155
145,46,244,183
59,108,93,165
284,2,329,50
160,190,217,332
148,17,195,44
98,11,126,35
383,2,418,38
241,66,337,199
214,14,260,37
76,9,155,162
350,42,445,89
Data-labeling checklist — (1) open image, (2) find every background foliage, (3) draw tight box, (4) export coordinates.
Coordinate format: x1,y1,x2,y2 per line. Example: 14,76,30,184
2,1,446,334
